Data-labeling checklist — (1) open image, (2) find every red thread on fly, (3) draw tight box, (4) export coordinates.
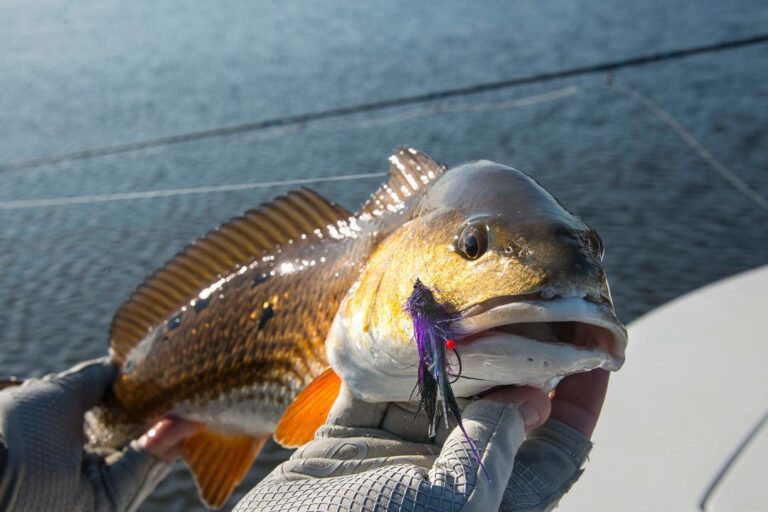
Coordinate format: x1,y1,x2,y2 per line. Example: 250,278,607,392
405,278,489,480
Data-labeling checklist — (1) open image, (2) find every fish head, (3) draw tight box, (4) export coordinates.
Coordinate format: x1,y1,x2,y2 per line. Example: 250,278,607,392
327,160,627,401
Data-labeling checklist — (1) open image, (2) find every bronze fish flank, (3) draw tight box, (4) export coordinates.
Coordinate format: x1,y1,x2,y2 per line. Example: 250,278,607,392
92,148,627,508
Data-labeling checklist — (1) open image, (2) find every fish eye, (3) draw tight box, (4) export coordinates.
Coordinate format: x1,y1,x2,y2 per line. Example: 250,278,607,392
455,223,488,260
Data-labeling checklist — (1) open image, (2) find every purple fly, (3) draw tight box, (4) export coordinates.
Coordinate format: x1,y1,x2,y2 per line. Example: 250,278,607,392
405,278,489,480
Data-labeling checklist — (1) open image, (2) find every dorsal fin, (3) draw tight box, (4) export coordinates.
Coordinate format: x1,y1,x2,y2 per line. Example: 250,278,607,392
109,188,352,365
361,147,446,216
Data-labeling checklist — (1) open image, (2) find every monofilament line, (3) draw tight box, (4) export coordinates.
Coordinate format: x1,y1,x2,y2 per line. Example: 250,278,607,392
0,173,385,210
614,83,768,213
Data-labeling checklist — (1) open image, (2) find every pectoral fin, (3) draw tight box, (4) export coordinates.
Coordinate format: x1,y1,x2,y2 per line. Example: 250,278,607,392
181,428,269,509
274,368,341,448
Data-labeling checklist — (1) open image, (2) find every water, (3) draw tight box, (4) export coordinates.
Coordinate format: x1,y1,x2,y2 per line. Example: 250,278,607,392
1,1,767,510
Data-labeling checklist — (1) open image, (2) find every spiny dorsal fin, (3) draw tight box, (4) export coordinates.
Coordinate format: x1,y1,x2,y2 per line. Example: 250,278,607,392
109,188,352,365
181,429,270,509
274,367,341,448
361,147,446,216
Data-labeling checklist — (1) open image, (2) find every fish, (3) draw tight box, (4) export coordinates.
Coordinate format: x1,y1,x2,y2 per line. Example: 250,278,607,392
91,148,627,508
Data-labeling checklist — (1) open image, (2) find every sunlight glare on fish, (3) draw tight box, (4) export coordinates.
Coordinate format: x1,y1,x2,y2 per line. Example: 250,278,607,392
327,224,343,240
199,277,226,300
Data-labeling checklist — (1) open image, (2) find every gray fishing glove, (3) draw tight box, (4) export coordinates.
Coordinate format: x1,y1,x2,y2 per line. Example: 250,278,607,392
0,358,171,512
234,385,591,512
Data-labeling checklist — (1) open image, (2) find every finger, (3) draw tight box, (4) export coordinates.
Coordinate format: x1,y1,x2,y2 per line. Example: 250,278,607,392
55,358,118,411
500,419,592,512
483,386,551,431
432,395,540,509
550,368,609,437
135,418,201,463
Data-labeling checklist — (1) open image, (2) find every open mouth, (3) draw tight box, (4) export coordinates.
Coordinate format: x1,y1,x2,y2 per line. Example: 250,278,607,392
454,294,627,364
460,321,617,357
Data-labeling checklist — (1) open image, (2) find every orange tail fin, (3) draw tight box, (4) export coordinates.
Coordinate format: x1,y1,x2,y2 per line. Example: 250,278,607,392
181,428,269,509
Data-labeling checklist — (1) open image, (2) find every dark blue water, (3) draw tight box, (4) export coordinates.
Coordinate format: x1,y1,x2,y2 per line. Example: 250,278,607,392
1,1,767,510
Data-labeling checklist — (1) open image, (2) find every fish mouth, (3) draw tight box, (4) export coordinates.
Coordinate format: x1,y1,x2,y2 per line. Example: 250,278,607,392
454,293,627,369
460,321,618,357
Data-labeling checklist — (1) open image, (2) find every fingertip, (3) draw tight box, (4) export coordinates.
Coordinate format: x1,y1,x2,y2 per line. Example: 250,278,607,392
483,386,551,431
137,418,201,463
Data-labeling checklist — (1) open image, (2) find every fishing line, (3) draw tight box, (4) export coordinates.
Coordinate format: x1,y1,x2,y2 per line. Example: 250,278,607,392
0,86,579,175
613,82,768,213
345,86,581,130
0,86,580,211
0,172,386,210
450,374,493,382
2,33,766,173
406,189,469,383
410,217,465,380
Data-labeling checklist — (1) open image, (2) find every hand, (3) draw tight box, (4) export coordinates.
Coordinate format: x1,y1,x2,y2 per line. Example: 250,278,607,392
550,367,609,437
0,358,199,512
234,369,608,512
498,369,609,511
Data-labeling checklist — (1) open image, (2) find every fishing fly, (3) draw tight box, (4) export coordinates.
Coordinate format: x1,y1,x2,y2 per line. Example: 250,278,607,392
405,278,489,479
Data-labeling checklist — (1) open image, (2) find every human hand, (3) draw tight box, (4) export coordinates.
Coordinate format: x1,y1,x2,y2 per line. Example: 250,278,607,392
0,358,199,512
498,369,609,511
234,369,608,512
549,367,609,437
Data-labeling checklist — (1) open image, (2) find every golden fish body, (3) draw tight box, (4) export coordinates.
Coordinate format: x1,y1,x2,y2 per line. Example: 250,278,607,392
112,231,367,434
97,149,446,508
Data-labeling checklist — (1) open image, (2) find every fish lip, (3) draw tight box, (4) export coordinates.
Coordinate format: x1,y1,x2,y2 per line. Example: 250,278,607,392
453,296,627,364
459,291,611,318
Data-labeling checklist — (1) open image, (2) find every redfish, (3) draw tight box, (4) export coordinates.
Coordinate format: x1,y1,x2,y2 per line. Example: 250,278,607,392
93,148,627,508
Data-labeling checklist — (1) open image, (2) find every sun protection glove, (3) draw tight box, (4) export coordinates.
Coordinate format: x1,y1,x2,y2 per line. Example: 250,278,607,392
0,358,171,512
233,384,591,512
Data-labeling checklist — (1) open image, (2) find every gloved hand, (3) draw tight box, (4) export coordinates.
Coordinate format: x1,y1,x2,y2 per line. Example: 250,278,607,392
234,371,605,512
0,358,197,512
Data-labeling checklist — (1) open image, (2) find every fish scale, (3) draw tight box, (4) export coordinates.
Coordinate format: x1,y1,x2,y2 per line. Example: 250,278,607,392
121,250,348,418
91,148,446,509
90,148,627,509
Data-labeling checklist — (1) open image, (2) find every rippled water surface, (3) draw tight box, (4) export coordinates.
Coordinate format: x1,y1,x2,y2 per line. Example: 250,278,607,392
1,1,767,510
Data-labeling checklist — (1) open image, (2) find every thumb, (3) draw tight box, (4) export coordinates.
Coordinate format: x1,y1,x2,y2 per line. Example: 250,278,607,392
432,387,551,509
55,358,117,412
483,386,552,432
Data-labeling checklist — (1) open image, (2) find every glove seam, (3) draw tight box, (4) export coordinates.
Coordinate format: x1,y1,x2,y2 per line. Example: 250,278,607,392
531,420,591,467
458,402,510,512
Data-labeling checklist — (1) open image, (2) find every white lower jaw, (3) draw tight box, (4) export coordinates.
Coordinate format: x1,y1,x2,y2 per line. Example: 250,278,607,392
449,334,616,396
327,296,626,402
